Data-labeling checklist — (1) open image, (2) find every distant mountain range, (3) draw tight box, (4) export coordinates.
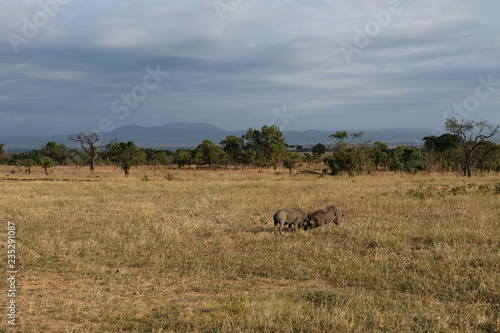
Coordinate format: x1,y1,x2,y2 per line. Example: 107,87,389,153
1,122,439,152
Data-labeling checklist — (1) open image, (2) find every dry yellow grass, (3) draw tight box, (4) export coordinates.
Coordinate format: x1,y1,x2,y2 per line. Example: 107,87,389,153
0,165,499,332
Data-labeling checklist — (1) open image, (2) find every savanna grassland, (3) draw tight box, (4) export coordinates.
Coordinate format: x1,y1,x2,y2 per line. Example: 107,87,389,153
0,165,499,332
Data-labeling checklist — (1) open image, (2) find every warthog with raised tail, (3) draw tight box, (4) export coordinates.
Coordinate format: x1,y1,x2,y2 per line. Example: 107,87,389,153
305,206,342,230
272,208,307,235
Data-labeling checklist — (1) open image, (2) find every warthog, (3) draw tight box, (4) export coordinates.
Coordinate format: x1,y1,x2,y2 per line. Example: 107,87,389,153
272,208,307,234
305,206,342,230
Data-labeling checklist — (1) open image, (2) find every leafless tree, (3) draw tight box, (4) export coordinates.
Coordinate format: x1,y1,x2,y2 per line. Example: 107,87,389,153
68,131,102,172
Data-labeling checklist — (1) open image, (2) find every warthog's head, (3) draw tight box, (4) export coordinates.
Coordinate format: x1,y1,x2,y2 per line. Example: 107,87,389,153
302,213,317,230
296,218,308,230
302,213,313,230
301,221,310,230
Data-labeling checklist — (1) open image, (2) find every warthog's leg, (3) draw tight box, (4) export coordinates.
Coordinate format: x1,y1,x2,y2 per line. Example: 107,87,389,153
274,221,283,235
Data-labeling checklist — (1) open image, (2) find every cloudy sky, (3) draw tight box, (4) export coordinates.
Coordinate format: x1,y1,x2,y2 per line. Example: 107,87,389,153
1,0,500,136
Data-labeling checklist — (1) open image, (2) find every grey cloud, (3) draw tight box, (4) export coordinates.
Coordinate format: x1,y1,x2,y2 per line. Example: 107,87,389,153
1,0,499,137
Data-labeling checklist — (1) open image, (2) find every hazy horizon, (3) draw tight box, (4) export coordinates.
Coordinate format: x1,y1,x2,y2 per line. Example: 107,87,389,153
1,1,500,137
0,121,442,138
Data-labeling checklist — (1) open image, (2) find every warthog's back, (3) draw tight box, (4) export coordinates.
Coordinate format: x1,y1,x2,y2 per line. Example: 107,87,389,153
308,205,342,227
273,208,306,234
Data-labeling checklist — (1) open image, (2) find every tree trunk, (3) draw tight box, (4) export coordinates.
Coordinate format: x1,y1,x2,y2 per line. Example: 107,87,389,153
464,150,473,177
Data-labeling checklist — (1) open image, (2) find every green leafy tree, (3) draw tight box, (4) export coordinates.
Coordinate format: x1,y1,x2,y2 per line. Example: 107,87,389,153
38,156,56,175
147,150,173,169
40,141,69,165
221,135,251,168
474,141,500,173
423,133,461,172
329,131,349,146
323,154,342,176
68,131,102,172
303,153,322,166
0,144,5,164
326,131,369,177
24,159,35,174
445,118,500,177
245,125,288,172
311,143,326,157
10,150,39,168
175,150,193,169
423,133,460,152
220,135,250,168
389,146,428,174
106,140,146,175
192,140,228,168
339,147,366,177
369,141,390,171
283,152,303,174
244,128,266,169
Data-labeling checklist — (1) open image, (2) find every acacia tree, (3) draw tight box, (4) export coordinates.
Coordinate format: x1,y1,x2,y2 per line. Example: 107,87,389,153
445,118,500,177
106,140,146,175
38,156,55,175
326,131,369,177
68,131,102,172
24,159,35,174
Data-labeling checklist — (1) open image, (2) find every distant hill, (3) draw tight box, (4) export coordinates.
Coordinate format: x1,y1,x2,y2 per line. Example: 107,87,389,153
163,122,225,131
0,122,444,152
102,124,239,148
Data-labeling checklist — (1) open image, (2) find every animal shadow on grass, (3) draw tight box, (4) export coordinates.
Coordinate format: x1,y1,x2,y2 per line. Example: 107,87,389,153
245,217,303,236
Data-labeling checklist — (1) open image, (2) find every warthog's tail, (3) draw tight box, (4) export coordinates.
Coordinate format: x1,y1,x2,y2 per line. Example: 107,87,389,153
263,216,271,225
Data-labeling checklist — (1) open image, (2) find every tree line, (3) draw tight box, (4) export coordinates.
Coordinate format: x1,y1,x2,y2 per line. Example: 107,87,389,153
0,118,499,177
